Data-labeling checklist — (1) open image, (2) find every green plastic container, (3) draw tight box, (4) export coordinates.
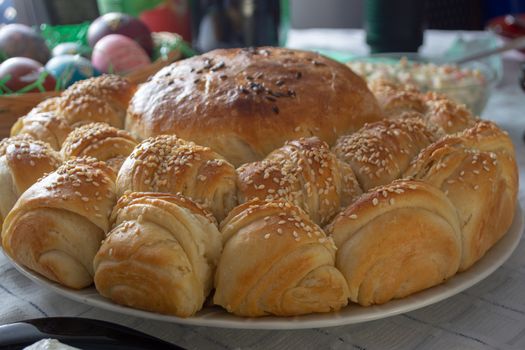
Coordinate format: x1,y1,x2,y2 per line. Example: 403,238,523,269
97,0,164,17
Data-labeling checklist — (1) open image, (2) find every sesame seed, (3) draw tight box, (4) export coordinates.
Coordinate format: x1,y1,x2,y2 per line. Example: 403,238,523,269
349,214,357,219
264,233,271,239
372,198,379,206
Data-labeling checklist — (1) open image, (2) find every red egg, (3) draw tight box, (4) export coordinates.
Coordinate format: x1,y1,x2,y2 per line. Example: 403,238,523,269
0,24,51,64
0,57,56,93
91,34,151,74
88,12,153,56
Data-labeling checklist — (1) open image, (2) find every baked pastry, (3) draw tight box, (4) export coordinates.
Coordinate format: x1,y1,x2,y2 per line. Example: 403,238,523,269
368,79,476,133
11,111,72,150
28,96,62,115
214,199,349,316
94,192,222,317
0,135,62,227
58,75,135,129
1,157,116,289
404,121,518,270
332,118,438,191
126,47,382,166
60,122,137,171
117,135,237,221
326,180,462,306
237,137,361,225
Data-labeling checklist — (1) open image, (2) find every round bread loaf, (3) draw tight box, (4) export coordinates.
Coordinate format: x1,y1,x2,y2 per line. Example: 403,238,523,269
126,47,382,166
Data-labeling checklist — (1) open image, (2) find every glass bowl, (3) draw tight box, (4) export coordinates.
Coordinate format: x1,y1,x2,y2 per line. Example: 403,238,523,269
346,53,500,116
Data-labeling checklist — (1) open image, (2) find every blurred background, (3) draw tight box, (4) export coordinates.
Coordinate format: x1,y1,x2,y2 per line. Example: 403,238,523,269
3,0,525,30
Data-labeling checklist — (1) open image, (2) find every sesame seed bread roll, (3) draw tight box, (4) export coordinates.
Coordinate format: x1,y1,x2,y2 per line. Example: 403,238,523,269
404,121,518,271
0,135,62,227
58,75,136,128
28,96,62,115
214,199,349,317
237,137,362,226
1,157,116,289
368,79,476,133
332,118,438,191
94,192,222,317
117,135,237,221
326,180,462,306
126,47,382,167
11,112,73,150
61,122,138,172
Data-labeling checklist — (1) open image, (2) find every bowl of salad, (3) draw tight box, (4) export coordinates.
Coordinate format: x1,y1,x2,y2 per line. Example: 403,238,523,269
346,53,499,116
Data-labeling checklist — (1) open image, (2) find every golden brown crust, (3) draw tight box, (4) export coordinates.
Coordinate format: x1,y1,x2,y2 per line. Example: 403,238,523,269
237,137,361,225
60,122,137,172
0,135,62,225
116,135,237,221
332,118,438,191
1,157,116,289
126,47,382,166
94,192,222,317
404,121,518,270
11,111,73,150
326,179,462,306
29,97,62,115
58,75,136,128
368,79,476,133
214,199,349,317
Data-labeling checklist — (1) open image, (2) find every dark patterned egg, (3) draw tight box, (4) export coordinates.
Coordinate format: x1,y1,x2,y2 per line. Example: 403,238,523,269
87,12,153,56
0,24,51,64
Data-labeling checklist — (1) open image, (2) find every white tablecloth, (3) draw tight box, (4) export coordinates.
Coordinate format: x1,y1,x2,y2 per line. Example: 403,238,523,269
1,29,525,350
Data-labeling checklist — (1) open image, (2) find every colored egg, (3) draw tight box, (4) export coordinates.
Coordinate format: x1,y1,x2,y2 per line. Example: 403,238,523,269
88,12,153,55
52,42,91,59
45,55,98,89
0,57,56,93
0,24,51,64
91,34,151,74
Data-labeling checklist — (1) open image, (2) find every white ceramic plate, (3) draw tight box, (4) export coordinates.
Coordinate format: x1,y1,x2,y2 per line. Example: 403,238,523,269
6,205,524,330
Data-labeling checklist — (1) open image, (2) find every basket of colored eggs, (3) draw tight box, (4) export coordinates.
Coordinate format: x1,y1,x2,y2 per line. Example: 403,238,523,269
0,12,194,132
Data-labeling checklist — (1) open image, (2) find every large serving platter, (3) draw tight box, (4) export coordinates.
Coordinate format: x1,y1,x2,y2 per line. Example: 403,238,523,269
5,205,523,330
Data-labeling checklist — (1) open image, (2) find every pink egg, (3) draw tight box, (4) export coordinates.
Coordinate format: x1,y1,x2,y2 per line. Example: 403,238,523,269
91,34,151,74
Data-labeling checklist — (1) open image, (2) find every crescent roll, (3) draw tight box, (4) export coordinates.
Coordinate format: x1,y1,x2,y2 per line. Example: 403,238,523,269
237,137,361,225
326,180,462,306
94,192,222,317
60,122,137,171
404,121,518,270
0,135,62,227
57,75,135,128
332,118,437,191
1,157,116,289
214,199,349,317
11,111,72,150
117,135,237,221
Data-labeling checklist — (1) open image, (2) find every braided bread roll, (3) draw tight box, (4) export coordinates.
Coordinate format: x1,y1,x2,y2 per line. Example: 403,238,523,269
0,135,62,227
332,118,438,191
404,121,518,271
214,199,349,316
61,122,137,171
326,180,462,306
237,137,361,226
94,192,222,317
117,135,237,221
368,79,476,134
1,157,116,289
57,75,135,128
11,112,72,150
